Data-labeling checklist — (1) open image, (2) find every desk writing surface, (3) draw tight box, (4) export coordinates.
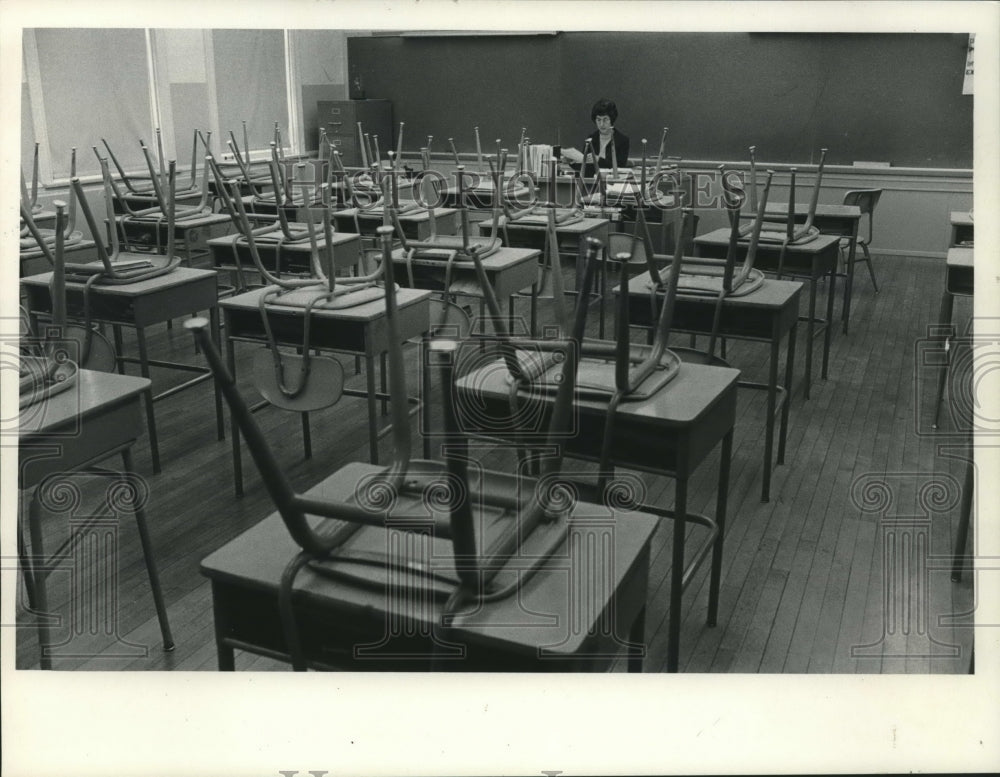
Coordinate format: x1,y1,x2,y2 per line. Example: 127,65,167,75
20,267,218,298
947,247,974,269
946,247,974,296
390,245,540,271
762,203,862,220
481,216,611,235
390,245,540,300
206,231,362,272
617,271,803,338
694,229,841,255
19,370,150,488
220,285,432,324
334,207,456,223
206,231,360,253
950,211,974,227
19,370,150,437
200,460,659,657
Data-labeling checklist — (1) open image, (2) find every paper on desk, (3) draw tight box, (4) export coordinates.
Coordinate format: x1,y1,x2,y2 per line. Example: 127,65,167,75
561,147,584,164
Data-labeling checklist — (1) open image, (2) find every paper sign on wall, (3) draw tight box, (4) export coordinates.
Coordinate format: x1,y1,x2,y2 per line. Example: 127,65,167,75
962,33,974,95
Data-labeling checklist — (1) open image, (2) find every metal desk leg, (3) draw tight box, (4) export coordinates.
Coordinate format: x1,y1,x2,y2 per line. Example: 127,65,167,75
933,291,955,429
598,251,608,340
822,260,836,380
667,477,688,673
380,352,388,416
210,306,225,441
842,224,858,334
365,345,379,465
804,275,817,400
951,454,974,582
135,327,161,472
628,605,647,673
112,325,126,375
708,429,733,627
422,333,432,460
300,413,312,458
212,586,236,671
777,320,797,465
142,386,162,475
25,492,53,669
762,326,780,502
226,330,245,497
530,280,539,338
121,448,174,651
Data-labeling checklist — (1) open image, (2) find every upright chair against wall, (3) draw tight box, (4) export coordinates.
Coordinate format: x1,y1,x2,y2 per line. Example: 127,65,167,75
841,188,882,293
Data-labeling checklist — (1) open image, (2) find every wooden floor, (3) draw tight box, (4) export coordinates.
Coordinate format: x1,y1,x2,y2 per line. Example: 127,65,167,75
14,252,976,672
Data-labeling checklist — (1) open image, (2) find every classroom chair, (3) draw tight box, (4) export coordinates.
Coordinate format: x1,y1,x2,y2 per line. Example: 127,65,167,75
841,188,882,292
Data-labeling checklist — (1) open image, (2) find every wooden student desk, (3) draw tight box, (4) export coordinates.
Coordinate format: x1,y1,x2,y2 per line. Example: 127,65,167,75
117,210,235,268
112,187,204,215
757,203,862,334
18,370,173,669
206,230,363,289
218,287,433,495
20,240,98,278
200,460,660,671
950,210,974,247
454,360,739,671
933,247,975,428
20,267,225,474
333,207,459,241
389,245,541,336
616,274,802,502
693,229,840,400
475,216,613,335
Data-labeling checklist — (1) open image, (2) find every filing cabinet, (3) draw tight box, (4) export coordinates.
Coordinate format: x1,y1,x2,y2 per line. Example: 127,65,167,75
317,99,393,168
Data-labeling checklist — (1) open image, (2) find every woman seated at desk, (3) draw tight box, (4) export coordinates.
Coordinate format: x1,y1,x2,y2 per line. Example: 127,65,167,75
561,98,631,176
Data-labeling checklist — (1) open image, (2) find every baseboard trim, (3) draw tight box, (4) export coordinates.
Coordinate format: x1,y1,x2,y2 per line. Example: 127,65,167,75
871,248,947,260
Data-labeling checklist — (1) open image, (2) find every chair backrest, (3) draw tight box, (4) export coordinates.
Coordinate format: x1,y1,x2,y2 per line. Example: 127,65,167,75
843,188,882,242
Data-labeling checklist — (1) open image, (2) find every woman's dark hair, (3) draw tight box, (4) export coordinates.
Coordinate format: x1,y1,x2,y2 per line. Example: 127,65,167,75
591,98,618,123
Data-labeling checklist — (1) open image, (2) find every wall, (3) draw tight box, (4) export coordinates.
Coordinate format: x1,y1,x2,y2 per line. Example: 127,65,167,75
349,32,974,168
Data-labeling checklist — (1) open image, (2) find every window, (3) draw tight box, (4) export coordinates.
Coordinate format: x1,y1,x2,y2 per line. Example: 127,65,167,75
21,28,298,185
27,28,153,181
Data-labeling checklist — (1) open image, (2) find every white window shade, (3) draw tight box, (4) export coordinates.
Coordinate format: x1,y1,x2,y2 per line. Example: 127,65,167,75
211,29,289,158
34,29,152,180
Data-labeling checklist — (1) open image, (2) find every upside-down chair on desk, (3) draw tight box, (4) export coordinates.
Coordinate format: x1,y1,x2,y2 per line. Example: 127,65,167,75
454,203,737,671
199,123,274,198
390,158,506,337
20,147,81,247
209,156,391,467
642,167,776,365
742,146,828,254
192,230,659,671
19,149,94,277
502,154,585,227
100,129,200,199
207,148,374,294
97,136,232,271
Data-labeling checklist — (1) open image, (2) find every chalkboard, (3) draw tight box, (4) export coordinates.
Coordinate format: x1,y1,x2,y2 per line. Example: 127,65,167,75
348,32,973,169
